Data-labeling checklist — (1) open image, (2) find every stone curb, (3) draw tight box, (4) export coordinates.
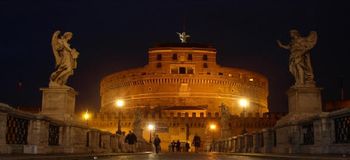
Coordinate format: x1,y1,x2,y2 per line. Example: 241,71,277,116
214,152,350,160
0,152,152,160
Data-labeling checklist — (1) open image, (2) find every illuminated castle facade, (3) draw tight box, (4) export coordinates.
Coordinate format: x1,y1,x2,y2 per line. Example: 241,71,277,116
90,42,279,151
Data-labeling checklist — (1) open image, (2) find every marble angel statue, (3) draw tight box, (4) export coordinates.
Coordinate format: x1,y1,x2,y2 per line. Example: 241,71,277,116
277,30,317,86
49,31,79,87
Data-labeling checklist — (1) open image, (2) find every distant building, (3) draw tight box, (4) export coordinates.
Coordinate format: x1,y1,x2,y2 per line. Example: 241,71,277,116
324,100,350,112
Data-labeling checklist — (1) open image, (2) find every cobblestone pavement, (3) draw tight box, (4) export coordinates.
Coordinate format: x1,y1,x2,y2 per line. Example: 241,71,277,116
98,152,283,160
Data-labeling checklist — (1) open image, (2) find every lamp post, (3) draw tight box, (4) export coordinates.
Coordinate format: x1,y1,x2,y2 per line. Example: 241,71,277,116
209,123,216,152
115,99,124,135
83,110,90,126
148,124,155,143
239,98,249,134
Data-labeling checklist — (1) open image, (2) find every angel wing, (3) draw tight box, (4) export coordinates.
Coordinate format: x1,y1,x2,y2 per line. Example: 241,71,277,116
51,31,61,67
305,31,318,50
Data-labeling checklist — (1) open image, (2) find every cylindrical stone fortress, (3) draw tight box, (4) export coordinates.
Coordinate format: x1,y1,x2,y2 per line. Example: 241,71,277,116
100,43,268,115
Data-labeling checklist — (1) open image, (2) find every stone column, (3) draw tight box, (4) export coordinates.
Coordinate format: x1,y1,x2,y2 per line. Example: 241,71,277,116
61,126,73,153
261,128,273,153
40,87,77,122
252,132,259,153
313,113,333,153
25,119,49,154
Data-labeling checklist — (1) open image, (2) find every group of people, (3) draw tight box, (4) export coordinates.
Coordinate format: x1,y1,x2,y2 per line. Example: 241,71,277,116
124,130,202,154
168,140,190,152
167,134,201,153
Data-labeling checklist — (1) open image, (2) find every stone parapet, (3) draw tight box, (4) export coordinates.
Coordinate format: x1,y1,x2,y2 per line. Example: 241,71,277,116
208,108,350,155
0,103,152,154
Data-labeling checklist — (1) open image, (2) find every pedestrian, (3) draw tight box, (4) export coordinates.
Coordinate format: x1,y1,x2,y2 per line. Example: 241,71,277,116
192,134,201,153
124,130,137,153
185,142,190,152
171,140,176,152
153,134,161,154
176,140,181,152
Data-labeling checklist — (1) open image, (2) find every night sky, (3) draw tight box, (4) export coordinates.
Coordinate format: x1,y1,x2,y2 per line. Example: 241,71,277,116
1,1,349,113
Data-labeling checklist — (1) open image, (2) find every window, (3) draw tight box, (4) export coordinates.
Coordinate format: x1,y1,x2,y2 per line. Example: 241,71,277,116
157,54,162,60
219,72,223,76
203,63,208,68
171,67,178,74
179,67,186,74
172,53,178,60
203,54,208,60
156,63,162,68
188,54,193,60
187,67,194,74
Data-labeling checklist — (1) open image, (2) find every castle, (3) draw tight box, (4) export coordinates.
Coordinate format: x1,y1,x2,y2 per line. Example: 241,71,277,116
90,40,281,151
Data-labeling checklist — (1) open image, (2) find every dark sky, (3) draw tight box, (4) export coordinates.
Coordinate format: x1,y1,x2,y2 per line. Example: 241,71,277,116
1,0,349,113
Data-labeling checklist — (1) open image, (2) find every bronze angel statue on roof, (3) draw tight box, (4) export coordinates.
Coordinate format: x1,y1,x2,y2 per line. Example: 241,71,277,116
49,30,79,87
277,30,317,87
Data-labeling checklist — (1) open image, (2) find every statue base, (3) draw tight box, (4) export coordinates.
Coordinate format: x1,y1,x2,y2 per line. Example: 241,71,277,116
274,85,324,153
287,86,322,113
40,86,77,122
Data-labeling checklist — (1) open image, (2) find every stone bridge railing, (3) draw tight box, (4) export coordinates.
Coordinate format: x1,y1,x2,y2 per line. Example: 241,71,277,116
0,103,152,154
209,108,350,154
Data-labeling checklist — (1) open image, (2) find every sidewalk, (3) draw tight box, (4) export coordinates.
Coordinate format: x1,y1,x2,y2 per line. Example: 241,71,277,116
216,152,350,160
0,152,152,160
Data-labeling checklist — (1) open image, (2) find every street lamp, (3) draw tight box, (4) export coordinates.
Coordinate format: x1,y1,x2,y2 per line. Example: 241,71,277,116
115,99,124,135
148,124,155,143
82,110,90,126
209,124,216,130
238,98,249,134
209,123,216,152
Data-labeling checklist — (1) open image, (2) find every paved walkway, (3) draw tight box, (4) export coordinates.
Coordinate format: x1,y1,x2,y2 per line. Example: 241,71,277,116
1,152,349,160
0,152,151,160
217,152,350,160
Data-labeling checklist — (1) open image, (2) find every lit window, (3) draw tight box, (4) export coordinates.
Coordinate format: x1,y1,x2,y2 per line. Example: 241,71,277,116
249,78,254,82
187,67,194,74
171,67,178,74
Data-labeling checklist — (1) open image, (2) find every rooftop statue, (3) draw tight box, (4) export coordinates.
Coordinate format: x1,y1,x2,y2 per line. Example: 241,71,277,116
177,32,190,43
50,31,79,87
277,30,317,86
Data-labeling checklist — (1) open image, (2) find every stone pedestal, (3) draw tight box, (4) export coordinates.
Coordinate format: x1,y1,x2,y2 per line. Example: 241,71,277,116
276,86,322,127
275,86,323,153
287,86,322,113
40,87,77,122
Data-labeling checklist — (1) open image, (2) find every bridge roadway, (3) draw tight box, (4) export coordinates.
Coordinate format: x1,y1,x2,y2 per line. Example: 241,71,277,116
97,152,316,160
1,152,348,160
